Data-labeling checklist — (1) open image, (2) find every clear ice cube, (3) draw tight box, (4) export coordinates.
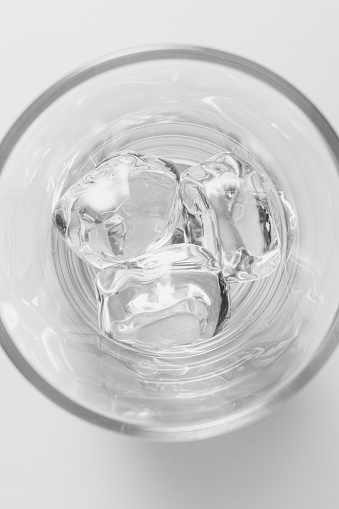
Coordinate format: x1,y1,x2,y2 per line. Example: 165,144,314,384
181,152,280,281
53,152,182,269
95,244,230,349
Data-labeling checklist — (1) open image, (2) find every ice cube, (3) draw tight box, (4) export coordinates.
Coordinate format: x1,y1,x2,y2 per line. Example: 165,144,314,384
181,152,280,281
52,152,182,269
95,244,230,349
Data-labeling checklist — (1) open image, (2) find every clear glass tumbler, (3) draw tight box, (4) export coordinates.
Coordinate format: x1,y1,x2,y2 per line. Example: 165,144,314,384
1,45,339,441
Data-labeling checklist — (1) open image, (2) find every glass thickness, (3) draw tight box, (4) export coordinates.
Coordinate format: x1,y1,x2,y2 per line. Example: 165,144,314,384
1,46,339,441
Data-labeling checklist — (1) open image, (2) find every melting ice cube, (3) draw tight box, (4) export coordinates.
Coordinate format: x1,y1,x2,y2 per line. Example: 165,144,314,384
95,244,230,349
181,152,280,281
52,152,182,269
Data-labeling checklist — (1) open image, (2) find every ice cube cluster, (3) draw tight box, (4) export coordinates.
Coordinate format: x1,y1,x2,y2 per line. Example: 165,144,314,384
53,151,280,349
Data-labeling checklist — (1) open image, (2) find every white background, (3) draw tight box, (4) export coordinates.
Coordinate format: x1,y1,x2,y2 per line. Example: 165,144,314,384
1,1,339,508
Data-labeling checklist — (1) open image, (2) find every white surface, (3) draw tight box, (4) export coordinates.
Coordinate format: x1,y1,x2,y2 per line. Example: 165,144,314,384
1,1,339,507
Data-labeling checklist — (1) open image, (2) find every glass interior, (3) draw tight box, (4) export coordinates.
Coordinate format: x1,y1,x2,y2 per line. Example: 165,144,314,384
1,48,339,440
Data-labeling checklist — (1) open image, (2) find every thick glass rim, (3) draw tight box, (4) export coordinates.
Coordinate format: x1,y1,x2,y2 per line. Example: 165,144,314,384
1,44,339,441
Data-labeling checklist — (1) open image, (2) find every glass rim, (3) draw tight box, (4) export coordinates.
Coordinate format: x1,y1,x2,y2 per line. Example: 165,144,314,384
1,44,339,441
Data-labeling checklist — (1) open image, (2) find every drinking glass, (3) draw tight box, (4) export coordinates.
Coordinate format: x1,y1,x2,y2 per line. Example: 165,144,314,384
1,45,339,441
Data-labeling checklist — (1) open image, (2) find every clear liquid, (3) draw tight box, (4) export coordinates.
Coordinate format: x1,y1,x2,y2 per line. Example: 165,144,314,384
52,121,294,364
53,143,282,349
